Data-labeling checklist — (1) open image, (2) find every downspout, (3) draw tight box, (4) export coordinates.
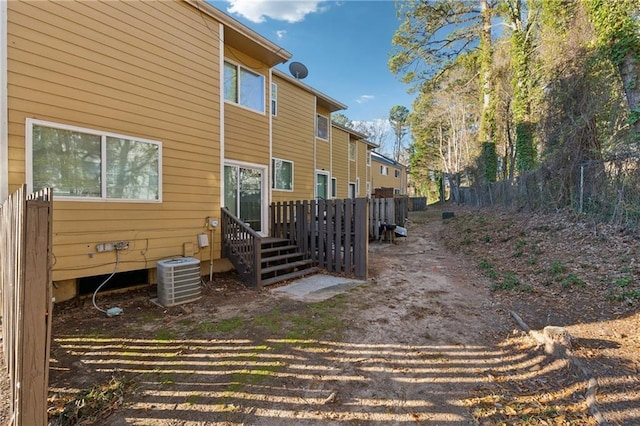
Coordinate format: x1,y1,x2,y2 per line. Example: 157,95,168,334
0,0,8,202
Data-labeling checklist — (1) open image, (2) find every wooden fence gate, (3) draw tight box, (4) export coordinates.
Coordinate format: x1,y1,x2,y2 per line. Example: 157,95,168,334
0,185,53,426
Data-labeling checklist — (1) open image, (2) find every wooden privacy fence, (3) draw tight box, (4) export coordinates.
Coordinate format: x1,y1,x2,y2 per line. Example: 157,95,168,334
369,197,408,240
270,198,368,279
0,185,53,426
408,197,427,211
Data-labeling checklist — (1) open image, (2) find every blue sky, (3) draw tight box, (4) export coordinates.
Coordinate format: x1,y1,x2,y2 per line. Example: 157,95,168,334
209,0,416,123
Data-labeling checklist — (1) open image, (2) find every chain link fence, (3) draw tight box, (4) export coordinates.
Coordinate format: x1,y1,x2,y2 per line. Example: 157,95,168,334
457,155,640,229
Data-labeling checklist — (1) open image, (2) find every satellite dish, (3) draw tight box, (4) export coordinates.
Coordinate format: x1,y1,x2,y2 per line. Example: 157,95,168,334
289,61,308,80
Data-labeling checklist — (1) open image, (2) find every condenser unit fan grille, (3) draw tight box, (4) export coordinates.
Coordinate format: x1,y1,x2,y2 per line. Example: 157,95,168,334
156,257,201,307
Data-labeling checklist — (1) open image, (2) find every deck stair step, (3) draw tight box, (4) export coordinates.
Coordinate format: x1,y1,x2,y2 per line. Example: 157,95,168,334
257,239,318,287
261,267,321,287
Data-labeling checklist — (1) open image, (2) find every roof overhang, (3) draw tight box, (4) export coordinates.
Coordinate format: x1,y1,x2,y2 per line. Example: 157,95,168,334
273,69,347,112
332,122,378,148
184,0,291,67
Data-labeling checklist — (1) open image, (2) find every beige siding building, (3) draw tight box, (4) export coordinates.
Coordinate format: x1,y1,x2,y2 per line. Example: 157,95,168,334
1,0,372,301
2,0,290,300
371,152,408,195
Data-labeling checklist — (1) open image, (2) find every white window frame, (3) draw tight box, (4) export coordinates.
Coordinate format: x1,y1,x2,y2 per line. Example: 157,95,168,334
316,114,329,140
348,182,356,199
224,60,265,114
395,169,400,178
366,152,371,166
315,170,330,200
272,157,293,191
349,142,356,161
356,177,360,196
26,119,162,202
331,177,337,198
366,181,372,197
380,165,389,176
271,82,277,117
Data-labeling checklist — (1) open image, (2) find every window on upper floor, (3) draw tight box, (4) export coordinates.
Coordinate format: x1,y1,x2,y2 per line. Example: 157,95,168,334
316,114,329,140
366,152,371,166
380,165,389,176
27,119,161,201
224,61,265,113
349,142,356,161
272,158,293,191
271,83,277,116
395,169,400,178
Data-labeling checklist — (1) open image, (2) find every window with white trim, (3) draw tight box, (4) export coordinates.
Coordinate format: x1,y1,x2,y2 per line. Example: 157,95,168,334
224,60,265,113
395,169,400,178
316,114,329,140
380,165,389,176
272,158,293,190
271,83,277,116
366,181,372,197
366,152,371,166
349,142,356,161
356,177,360,195
28,119,161,201
331,177,337,198
348,182,356,199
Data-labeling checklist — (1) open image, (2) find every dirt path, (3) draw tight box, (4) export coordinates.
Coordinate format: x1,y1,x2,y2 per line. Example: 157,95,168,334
45,209,598,425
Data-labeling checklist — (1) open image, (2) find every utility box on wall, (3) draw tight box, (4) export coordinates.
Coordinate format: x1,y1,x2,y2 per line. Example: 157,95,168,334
156,257,202,307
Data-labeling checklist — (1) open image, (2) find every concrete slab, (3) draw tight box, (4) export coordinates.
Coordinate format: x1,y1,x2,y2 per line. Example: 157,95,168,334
272,274,367,302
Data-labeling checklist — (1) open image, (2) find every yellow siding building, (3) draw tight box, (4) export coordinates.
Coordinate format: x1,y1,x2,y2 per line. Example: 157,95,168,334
371,152,408,196
1,0,372,301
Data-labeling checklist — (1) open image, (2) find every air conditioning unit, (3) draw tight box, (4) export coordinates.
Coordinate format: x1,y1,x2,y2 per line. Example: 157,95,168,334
156,257,202,307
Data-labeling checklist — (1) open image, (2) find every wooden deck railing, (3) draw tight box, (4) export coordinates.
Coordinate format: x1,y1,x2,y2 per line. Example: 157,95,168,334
221,207,262,289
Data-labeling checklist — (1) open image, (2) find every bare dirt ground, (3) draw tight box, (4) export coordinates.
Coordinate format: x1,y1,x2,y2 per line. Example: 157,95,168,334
2,206,639,424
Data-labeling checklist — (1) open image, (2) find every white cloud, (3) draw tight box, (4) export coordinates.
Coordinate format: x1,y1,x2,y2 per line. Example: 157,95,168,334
276,30,287,39
356,95,375,104
226,1,327,23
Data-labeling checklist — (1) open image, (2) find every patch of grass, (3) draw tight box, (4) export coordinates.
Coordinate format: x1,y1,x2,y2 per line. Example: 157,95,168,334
491,272,521,292
515,238,527,249
513,250,523,258
562,273,586,288
159,374,174,386
483,235,493,243
615,276,634,288
197,317,245,334
528,256,538,266
186,393,201,405
139,312,160,322
252,308,284,332
550,260,566,276
155,328,177,341
620,265,633,274
461,236,474,246
478,259,498,280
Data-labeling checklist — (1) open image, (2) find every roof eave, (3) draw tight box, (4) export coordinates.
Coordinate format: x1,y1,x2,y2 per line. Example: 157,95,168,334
273,69,347,112
184,0,292,66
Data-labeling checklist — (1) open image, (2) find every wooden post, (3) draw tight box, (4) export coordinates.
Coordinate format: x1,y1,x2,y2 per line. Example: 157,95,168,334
354,198,368,279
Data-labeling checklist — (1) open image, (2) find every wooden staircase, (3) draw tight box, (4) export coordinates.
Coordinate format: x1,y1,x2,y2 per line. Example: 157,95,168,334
260,238,319,287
